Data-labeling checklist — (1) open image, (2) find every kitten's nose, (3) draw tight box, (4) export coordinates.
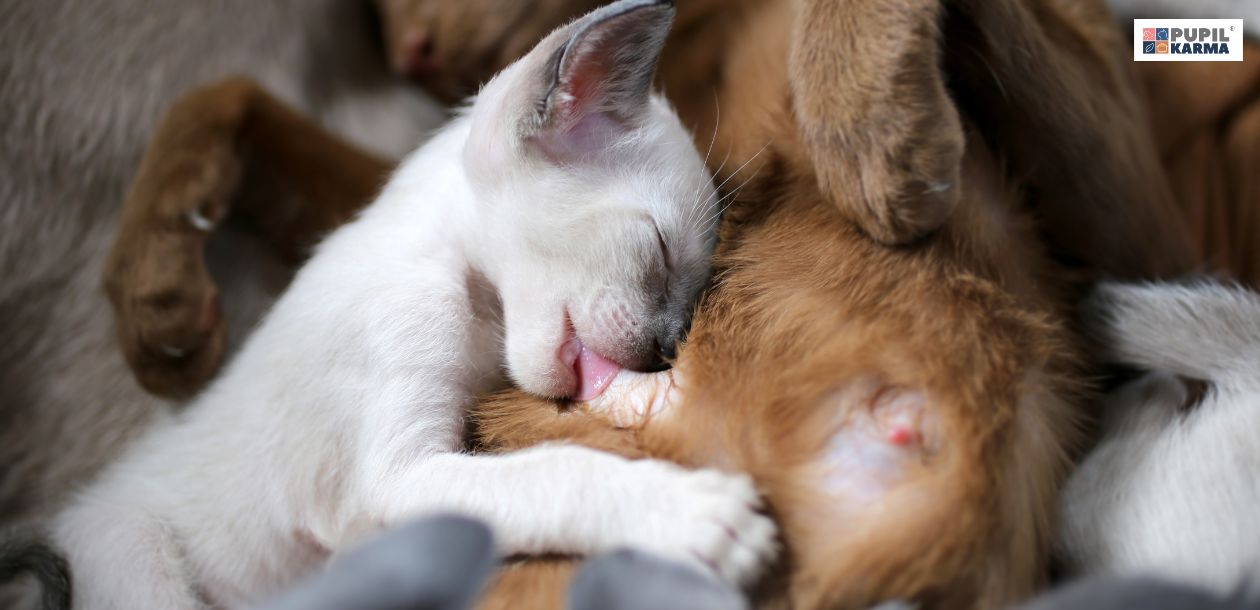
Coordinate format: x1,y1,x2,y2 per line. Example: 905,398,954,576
654,328,681,363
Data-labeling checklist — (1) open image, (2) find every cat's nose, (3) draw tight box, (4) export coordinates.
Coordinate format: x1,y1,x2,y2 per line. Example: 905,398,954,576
654,327,682,363
394,29,441,78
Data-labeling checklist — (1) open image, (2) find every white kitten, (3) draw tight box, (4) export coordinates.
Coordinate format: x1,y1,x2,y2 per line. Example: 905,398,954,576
44,1,774,608
1059,281,1260,593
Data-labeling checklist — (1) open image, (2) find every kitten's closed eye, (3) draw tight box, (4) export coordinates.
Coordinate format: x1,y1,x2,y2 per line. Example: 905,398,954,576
652,221,672,274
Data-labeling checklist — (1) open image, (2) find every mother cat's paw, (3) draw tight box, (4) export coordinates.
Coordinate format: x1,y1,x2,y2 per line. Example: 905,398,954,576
103,81,246,399
612,462,777,587
103,232,227,400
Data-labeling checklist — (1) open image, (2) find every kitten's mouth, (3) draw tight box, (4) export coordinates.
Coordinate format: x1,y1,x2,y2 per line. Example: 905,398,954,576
559,322,621,401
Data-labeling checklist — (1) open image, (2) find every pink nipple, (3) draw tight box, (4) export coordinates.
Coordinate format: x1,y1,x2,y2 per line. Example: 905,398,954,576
888,425,916,446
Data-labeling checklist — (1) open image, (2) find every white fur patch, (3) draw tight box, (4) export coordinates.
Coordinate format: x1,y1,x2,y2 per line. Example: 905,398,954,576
1060,281,1260,593
818,382,937,505
45,3,772,606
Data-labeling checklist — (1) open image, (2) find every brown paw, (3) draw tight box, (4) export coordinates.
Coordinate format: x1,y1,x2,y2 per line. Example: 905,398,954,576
105,235,228,399
104,110,242,399
789,0,963,245
844,110,964,245
797,59,965,246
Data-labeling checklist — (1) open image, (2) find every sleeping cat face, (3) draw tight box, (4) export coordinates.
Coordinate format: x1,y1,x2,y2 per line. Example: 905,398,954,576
462,0,719,400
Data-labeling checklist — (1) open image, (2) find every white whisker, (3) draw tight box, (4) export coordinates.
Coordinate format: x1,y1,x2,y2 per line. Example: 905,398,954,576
685,91,724,232
702,90,720,169
697,144,772,227
699,165,763,228
686,143,735,233
704,140,771,206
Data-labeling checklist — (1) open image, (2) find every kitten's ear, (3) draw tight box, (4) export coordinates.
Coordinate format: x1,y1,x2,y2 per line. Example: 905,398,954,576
525,0,674,162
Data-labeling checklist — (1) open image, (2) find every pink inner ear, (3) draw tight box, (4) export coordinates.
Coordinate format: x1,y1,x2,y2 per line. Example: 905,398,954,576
532,109,624,164
534,24,642,163
559,47,616,120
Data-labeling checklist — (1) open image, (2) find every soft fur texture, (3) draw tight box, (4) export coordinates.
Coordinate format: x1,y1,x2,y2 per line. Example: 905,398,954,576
3,1,1249,609
788,0,964,244
384,0,969,245
373,0,1197,279
0,529,70,610
1059,282,1260,594
101,75,398,399
106,0,1205,399
473,132,1084,610
41,4,777,608
0,0,443,530
385,0,1199,607
97,0,1203,607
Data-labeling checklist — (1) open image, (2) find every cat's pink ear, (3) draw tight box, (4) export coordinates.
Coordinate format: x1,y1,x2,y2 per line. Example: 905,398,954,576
527,0,674,162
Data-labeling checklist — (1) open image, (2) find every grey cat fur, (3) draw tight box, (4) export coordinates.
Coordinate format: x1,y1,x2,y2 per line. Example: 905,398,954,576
0,0,443,526
0,528,69,610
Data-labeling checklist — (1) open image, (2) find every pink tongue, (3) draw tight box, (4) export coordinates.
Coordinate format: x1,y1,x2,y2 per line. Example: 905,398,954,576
575,343,621,401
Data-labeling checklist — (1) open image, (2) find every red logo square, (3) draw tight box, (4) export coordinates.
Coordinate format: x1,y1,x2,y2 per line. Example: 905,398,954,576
1143,28,1156,41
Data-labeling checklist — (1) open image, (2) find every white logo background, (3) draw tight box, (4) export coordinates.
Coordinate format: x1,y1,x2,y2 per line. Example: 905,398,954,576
1133,19,1245,62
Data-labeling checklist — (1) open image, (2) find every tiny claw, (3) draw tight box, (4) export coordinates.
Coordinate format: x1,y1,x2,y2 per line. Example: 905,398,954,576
159,344,189,359
185,208,215,232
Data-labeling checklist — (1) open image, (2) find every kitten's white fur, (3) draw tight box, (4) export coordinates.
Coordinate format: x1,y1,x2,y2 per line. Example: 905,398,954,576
47,2,774,607
1059,281,1260,593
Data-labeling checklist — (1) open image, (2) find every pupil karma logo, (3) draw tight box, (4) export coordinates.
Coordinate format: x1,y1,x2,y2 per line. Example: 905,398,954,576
1134,19,1244,62
1141,28,1172,55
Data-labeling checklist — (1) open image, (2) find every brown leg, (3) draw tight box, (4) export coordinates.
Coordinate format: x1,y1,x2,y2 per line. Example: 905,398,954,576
103,76,394,399
789,0,965,246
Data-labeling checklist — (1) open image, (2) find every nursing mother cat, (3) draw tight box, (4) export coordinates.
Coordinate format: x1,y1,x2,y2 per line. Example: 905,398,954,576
21,2,775,608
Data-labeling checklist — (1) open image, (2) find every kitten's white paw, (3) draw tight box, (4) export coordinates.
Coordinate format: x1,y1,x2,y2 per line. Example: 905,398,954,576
618,462,778,586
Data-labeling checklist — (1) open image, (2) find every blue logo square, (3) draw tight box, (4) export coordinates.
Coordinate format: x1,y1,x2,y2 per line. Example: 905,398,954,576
1143,41,1157,54
1156,28,1170,40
